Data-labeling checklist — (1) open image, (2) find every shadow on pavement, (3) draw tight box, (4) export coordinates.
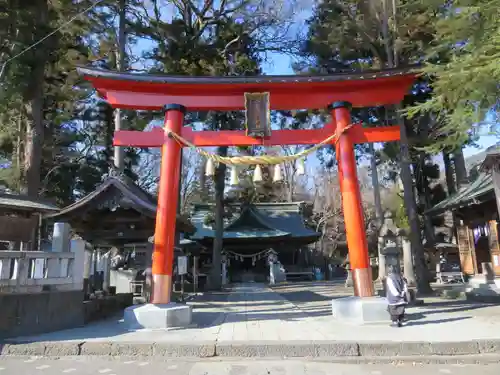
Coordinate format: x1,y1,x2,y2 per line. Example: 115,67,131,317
405,316,471,326
1,314,132,344
275,290,336,303
3,282,497,345
411,300,496,316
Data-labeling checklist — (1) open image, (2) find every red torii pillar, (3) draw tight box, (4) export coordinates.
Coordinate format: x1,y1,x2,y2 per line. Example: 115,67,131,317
331,102,373,297
151,104,186,304
151,102,378,301
78,67,415,304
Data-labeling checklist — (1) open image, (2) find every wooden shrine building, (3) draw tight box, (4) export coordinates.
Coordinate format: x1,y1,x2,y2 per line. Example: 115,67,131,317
190,202,320,281
44,171,195,249
43,171,196,296
0,193,59,250
427,148,500,277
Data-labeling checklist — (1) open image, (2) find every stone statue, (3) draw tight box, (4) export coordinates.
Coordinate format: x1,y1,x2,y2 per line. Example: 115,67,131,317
221,253,228,285
378,211,403,279
343,254,353,287
267,250,278,285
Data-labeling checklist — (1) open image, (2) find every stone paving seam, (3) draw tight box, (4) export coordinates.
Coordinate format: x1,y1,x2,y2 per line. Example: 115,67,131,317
207,284,247,355
3,340,500,361
3,284,500,361
305,353,500,365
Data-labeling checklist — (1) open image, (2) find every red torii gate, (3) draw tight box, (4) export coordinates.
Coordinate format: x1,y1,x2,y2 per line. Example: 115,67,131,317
78,67,416,304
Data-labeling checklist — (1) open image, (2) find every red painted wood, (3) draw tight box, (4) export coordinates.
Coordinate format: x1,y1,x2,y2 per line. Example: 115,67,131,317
333,106,372,296
80,68,416,302
84,71,416,111
102,84,412,110
349,125,401,143
87,73,414,92
113,124,401,148
151,108,184,303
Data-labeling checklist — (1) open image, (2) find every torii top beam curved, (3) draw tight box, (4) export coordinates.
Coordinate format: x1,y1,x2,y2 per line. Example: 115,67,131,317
77,66,417,111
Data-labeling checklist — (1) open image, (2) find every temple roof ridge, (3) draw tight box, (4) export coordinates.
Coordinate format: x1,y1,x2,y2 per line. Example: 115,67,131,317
189,201,319,242
426,172,492,215
0,192,59,213
192,201,310,210
77,65,416,84
44,173,156,219
45,172,195,236
224,205,286,233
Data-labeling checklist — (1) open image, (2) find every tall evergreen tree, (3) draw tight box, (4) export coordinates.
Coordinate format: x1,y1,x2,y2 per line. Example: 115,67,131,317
408,0,500,150
0,1,146,204
1,0,92,198
298,0,443,293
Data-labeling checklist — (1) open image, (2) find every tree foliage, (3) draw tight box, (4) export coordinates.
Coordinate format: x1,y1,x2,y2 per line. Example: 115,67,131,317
0,0,145,203
407,0,500,150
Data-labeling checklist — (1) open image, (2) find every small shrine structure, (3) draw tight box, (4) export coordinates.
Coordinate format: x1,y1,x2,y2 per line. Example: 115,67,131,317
44,171,195,247
43,172,195,298
191,202,320,282
427,147,500,278
0,192,59,250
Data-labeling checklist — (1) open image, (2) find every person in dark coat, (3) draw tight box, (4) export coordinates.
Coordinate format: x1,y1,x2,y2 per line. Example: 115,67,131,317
385,264,409,327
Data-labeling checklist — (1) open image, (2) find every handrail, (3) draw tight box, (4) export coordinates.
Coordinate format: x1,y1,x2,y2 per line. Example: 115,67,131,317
0,247,84,293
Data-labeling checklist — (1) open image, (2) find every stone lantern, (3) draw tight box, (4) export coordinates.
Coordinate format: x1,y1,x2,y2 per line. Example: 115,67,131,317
378,211,403,278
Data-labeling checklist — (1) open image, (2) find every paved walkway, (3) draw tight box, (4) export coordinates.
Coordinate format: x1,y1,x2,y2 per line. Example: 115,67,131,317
2,282,500,358
270,281,500,341
1,357,500,375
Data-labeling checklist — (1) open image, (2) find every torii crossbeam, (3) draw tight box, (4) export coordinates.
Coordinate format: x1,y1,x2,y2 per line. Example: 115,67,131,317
78,67,416,304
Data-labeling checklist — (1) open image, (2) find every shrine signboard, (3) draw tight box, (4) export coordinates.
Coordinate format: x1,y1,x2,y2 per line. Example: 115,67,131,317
177,256,188,276
245,92,271,138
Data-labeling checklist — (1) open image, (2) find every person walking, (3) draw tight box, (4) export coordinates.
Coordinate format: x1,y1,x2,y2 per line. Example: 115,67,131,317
386,264,409,327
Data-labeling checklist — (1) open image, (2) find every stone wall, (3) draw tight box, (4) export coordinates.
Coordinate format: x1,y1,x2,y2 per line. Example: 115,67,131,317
0,291,134,340
83,294,133,324
0,290,84,339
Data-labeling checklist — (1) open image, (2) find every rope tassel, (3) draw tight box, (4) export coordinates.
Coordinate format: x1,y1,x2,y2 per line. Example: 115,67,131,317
165,124,353,167
205,159,215,176
273,164,283,182
253,165,263,183
230,166,239,186
296,159,305,176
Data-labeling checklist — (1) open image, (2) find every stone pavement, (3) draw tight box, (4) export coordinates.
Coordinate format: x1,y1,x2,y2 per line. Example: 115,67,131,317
2,282,500,359
1,357,500,375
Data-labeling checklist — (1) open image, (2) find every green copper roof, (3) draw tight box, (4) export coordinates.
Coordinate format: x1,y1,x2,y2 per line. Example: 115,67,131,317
426,172,493,215
190,202,320,242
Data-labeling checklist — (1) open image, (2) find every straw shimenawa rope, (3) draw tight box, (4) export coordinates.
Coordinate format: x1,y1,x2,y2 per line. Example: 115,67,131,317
165,123,354,166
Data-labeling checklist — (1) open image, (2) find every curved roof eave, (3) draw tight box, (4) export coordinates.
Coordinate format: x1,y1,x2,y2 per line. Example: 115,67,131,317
77,66,417,86
425,173,493,215
44,177,157,220
0,193,59,213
